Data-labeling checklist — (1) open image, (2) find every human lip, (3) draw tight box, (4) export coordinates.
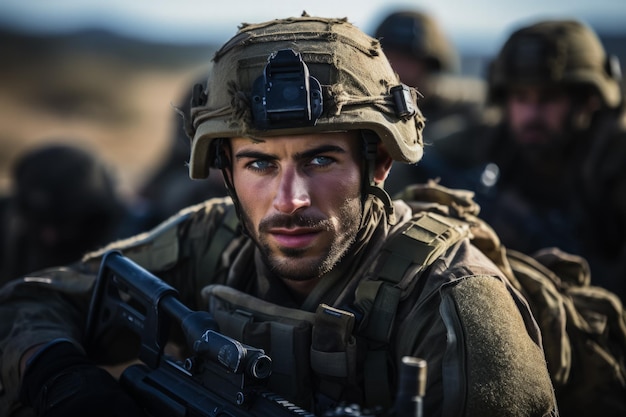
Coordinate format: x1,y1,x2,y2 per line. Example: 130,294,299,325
268,227,321,249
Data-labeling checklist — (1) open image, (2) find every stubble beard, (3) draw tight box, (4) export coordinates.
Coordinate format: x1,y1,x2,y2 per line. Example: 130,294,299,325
243,199,362,282
511,121,569,166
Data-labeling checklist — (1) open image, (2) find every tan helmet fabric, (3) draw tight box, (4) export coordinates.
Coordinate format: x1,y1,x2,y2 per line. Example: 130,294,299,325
489,19,622,108
374,10,460,74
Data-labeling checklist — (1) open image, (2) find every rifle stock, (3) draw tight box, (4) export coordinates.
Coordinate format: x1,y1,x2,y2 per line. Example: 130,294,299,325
86,250,426,417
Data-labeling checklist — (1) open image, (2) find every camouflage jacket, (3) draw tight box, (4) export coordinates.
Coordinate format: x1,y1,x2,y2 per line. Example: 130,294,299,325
0,196,557,417
477,110,626,302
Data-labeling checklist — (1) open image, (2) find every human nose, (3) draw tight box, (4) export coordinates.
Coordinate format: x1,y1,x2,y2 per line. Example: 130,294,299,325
528,102,544,117
273,166,311,214
518,100,543,122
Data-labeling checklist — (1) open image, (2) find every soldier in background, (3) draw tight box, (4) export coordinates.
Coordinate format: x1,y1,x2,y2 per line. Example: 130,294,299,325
372,10,487,195
475,19,626,301
0,143,150,286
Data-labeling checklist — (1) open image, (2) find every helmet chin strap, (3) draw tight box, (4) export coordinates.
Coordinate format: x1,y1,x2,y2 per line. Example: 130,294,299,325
360,131,396,226
214,133,396,234
213,138,249,237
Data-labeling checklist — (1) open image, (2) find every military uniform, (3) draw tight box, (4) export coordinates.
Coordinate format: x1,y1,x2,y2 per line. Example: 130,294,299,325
0,195,557,416
469,112,626,301
471,20,626,302
0,15,557,417
0,144,152,287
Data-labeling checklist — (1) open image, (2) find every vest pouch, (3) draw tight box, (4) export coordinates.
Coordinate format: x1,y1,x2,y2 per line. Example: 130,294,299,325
201,284,317,408
310,304,361,407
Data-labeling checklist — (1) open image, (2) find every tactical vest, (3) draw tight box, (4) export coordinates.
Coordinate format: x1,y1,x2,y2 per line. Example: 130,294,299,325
182,184,626,416
396,183,626,417
190,205,471,412
82,186,626,416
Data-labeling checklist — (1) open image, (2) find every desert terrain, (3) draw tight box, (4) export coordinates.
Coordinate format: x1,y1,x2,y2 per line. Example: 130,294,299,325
0,28,218,199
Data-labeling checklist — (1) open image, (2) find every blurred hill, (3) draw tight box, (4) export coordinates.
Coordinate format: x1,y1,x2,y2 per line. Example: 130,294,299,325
1,23,624,200
0,27,218,197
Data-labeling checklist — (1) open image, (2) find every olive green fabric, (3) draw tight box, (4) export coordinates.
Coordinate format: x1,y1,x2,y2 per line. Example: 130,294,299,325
0,193,558,416
447,276,555,417
203,284,318,407
397,181,626,417
508,249,626,417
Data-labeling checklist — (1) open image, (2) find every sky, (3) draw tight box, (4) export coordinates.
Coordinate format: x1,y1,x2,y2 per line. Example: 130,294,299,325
1,0,625,54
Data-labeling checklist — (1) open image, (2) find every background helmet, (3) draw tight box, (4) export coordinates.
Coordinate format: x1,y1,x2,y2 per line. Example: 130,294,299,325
187,14,425,179
488,19,622,108
373,10,460,74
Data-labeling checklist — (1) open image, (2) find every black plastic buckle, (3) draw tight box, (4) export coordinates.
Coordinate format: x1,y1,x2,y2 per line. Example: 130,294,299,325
390,84,416,120
251,49,323,129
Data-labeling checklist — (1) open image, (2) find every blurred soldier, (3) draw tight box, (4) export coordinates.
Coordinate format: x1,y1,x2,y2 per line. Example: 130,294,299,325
0,143,149,285
477,20,626,301
373,10,487,195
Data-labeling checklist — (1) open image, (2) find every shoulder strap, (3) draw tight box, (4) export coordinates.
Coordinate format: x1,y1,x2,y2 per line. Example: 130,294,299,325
357,211,470,342
190,205,471,409
196,204,240,289
85,208,195,271
356,211,470,408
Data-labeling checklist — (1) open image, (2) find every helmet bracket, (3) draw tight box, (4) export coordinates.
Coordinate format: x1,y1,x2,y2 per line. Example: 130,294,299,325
251,49,323,130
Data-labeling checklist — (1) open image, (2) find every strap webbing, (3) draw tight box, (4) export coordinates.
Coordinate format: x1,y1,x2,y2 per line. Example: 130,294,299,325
197,205,240,288
357,212,470,407
361,213,469,343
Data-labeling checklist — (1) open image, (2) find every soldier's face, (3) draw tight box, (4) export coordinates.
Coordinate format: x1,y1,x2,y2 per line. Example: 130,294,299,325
506,85,572,145
229,132,363,282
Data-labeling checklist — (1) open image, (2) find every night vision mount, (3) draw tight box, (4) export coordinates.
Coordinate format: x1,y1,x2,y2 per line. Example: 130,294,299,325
251,49,323,130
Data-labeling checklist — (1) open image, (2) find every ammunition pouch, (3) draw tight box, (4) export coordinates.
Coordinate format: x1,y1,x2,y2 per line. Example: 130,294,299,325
201,285,362,412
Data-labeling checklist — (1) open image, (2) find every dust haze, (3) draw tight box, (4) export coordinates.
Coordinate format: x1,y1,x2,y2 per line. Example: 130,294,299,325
0,28,218,198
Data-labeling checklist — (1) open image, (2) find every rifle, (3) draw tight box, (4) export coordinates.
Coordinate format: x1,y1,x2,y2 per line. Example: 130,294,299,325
85,251,427,417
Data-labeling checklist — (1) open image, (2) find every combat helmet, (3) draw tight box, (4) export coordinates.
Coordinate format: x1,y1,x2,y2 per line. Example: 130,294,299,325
187,14,425,179
373,10,460,74
488,19,622,108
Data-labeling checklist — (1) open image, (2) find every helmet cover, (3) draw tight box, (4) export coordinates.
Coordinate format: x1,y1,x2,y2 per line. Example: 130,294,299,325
488,19,622,108
187,14,425,179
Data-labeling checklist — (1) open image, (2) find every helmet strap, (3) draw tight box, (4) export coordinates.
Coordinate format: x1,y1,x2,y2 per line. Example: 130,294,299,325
214,133,396,235
214,138,249,237
360,130,379,186
360,131,396,225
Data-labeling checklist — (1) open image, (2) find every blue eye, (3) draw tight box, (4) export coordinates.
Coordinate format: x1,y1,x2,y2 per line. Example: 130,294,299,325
310,156,333,167
248,159,274,171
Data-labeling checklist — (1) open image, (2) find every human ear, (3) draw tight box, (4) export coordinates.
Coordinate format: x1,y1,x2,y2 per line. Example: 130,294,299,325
373,143,393,184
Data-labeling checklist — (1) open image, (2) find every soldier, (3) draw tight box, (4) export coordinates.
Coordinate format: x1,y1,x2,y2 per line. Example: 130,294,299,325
372,10,487,195
0,15,557,417
0,143,149,287
476,19,626,301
